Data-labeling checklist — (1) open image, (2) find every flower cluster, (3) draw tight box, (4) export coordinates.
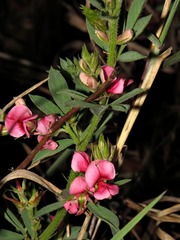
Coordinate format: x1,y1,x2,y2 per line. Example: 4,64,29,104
79,64,133,94
64,151,119,215
4,101,59,150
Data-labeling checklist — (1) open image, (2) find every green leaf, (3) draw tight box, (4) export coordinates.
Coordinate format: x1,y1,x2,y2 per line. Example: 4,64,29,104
57,89,87,100
65,99,108,115
0,229,24,240
111,191,166,240
144,29,162,47
21,209,34,239
126,0,147,30
87,203,120,236
86,19,108,52
35,202,64,218
48,67,71,115
163,50,180,68
29,94,61,115
115,179,132,186
39,208,66,240
110,104,130,113
30,139,74,168
118,51,147,62
133,15,152,39
110,88,145,106
4,208,25,235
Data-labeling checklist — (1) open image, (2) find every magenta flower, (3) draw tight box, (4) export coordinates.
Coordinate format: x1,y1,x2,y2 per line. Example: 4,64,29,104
64,193,90,215
71,151,90,172
100,65,133,94
35,114,58,135
69,176,87,195
5,105,38,138
37,135,58,151
85,160,119,200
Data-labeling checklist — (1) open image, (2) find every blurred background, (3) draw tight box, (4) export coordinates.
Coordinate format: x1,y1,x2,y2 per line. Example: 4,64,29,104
0,0,180,238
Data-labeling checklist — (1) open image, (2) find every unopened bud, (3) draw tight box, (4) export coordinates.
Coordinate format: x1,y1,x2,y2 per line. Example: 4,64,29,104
79,59,90,74
79,72,98,89
95,30,109,43
116,29,134,45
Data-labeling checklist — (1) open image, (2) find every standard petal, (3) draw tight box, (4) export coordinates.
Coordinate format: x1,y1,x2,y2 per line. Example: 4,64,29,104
71,151,90,172
69,176,87,195
97,160,116,180
85,160,101,188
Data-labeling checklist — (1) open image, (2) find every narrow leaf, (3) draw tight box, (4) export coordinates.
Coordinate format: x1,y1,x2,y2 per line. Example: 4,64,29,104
118,51,147,62
88,203,120,235
110,104,130,113
29,94,61,115
110,88,145,106
111,191,166,240
35,202,64,218
4,208,25,235
133,15,152,39
115,179,132,186
0,229,24,240
126,0,147,30
48,67,71,115
86,19,108,51
21,209,34,239
163,50,180,68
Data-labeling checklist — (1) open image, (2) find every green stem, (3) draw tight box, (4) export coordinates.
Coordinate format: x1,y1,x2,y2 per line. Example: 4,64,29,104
107,0,123,66
159,0,180,45
77,114,102,152
39,208,66,240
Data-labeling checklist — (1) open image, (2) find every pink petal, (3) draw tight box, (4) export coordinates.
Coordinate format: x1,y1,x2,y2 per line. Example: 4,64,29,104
69,176,87,195
93,182,119,200
5,105,37,138
106,78,125,94
37,136,58,150
36,115,57,135
71,151,90,172
100,65,115,83
64,200,79,214
85,160,116,188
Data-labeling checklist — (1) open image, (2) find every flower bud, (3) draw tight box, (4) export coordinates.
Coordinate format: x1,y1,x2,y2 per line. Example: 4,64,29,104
79,72,98,89
79,59,90,74
95,30,109,43
116,29,134,45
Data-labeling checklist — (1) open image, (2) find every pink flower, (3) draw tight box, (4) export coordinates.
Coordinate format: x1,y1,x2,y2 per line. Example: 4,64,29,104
71,151,90,172
35,114,58,135
5,105,38,138
69,176,87,195
85,160,119,200
64,198,79,215
100,65,133,94
64,193,90,215
37,135,58,150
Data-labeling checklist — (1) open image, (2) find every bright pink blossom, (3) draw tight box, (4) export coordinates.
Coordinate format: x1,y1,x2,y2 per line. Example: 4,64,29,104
69,176,87,195
100,65,133,94
64,193,90,215
64,198,79,215
5,105,38,138
37,135,58,150
71,151,90,172
85,160,119,200
35,114,58,135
